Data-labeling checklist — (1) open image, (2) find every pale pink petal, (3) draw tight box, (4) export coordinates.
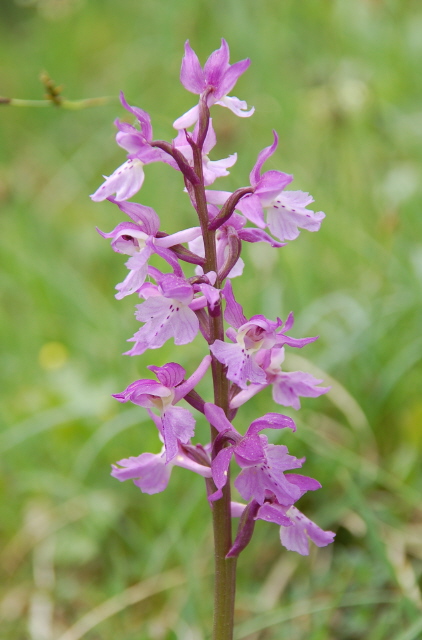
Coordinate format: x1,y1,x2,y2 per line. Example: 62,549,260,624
231,501,247,517
272,371,330,410
162,405,196,462
216,95,255,118
126,297,199,355
155,227,202,249
227,257,244,279
111,452,171,494
267,191,326,242
230,383,267,409
280,506,335,555
205,189,232,206
210,340,267,389
115,248,153,299
236,193,266,228
173,104,200,130
90,159,145,202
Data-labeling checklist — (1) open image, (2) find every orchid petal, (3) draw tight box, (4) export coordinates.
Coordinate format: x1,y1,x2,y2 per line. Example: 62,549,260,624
216,95,255,118
90,159,145,202
162,405,196,462
235,193,266,228
210,446,234,499
173,104,200,130
249,131,278,186
112,452,171,494
173,355,212,402
246,413,296,436
204,402,236,435
222,280,247,329
280,506,335,555
180,41,205,94
147,362,186,388
255,503,293,527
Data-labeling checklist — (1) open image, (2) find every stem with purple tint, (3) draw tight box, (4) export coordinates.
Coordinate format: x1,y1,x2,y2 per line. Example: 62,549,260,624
190,102,237,640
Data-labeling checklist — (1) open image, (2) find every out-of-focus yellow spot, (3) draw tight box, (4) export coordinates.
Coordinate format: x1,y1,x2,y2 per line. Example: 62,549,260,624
38,342,69,370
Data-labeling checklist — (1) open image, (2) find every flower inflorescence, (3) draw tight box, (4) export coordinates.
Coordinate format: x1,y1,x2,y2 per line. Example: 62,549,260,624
92,39,334,557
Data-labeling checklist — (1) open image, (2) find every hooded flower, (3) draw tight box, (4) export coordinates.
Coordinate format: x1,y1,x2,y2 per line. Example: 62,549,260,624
98,199,201,298
204,402,319,506
210,281,317,388
113,357,211,461
125,271,220,356
173,39,254,129
111,441,212,494
91,93,169,202
230,347,330,409
255,501,335,556
125,274,200,356
236,132,325,239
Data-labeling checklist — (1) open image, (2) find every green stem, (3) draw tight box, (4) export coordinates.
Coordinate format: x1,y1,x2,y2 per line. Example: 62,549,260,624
0,96,116,109
191,142,237,639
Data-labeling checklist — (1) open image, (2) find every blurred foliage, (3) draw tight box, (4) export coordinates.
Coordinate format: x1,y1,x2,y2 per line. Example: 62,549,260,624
1,0,422,638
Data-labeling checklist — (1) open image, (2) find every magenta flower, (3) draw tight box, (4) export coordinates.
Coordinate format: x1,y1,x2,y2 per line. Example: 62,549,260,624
113,357,211,461
210,281,317,388
125,274,201,356
203,402,317,506
173,39,254,129
98,199,201,299
91,93,169,202
255,502,335,556
236,132,326,239
111,442,212,495
231,347,330,410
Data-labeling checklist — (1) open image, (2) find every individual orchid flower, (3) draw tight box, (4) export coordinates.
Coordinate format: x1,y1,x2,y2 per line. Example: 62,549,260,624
227,495,334,557
237,131,325,239
91,93,170,202
210,281,317,388
204,403,319,507
230,347,330,409
125,272,219,356
111,441,212,494
255,501,335,556
113,357,211,462
173,120,237,186
97,199,201,299
173,39,254,129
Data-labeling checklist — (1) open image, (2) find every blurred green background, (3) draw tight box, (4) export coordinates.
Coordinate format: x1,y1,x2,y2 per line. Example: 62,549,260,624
1,0,422,638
